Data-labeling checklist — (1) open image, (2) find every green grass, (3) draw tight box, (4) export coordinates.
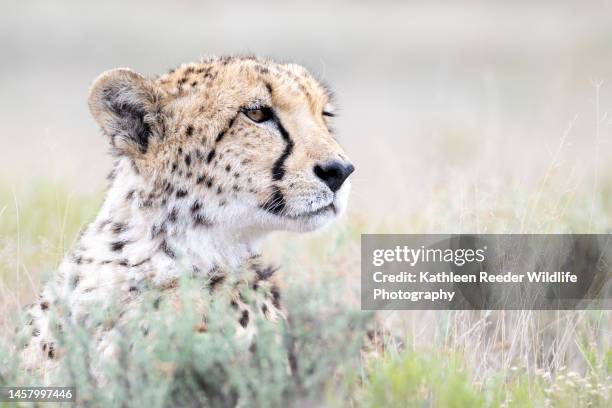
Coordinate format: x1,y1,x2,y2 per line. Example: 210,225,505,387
1,181,611,407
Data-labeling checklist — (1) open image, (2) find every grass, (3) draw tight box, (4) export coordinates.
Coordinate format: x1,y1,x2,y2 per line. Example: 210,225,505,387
1,157,611,406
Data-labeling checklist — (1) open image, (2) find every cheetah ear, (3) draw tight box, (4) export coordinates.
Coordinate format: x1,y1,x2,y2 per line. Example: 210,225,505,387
88,68,164,156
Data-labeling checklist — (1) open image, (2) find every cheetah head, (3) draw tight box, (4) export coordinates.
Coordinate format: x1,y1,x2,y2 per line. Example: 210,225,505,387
88,57,353,234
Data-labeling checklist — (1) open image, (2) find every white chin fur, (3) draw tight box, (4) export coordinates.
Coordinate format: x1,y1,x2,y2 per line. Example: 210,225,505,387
281,181,351,233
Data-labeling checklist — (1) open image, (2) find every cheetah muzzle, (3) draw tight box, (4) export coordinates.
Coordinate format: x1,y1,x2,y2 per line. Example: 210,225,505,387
19,56,354,380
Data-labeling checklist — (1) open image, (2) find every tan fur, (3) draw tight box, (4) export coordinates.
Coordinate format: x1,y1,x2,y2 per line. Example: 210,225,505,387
20,56,353,381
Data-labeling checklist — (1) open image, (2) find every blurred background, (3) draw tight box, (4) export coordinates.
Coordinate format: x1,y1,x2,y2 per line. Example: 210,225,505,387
2,0,612,398
2,0,612,220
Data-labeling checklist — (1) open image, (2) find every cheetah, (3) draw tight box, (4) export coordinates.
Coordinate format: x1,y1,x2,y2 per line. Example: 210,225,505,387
19,56,354,380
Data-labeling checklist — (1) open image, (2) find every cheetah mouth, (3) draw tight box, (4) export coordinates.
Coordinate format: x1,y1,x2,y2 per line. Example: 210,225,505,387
287,203,336,219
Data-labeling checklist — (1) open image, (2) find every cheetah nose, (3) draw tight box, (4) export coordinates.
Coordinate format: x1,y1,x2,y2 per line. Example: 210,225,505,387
314,160,355,193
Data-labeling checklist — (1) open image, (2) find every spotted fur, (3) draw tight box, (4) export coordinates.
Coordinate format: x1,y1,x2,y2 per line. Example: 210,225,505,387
20,56,354,378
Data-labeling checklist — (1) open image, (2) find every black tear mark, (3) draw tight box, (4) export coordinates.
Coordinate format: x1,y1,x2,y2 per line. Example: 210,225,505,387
48,343,55,359
262,185,285,215
271,114,294,181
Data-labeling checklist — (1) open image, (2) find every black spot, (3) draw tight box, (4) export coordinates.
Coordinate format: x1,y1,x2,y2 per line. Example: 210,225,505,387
141,198,153,208
176,189,188,199
206,149,216,164
153,297,162,310
40,301,49,311
239,310,249,328
107,167,117,182
265,82,273,94
172,163,178,172
196,174,206,184
255,265,277,280
208,274,225,292
73,255,83,265
125,190,135,200
118,259,129,267
215,131,226,143
168,208,178,222
206,179,213,188
191,81,198,87
47,343,55,359
225,164,231,172
151,223,166,238
160,241,175,259
131,258,149,267
191,201,202,213
111,241,128,252
184,153,191,167
32,328,40,337
70,274,81,289
271,285,281,308
193,213,212,227
216,186,223,195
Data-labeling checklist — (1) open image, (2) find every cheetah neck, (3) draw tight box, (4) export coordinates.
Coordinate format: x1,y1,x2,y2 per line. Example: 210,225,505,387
71,158,267,287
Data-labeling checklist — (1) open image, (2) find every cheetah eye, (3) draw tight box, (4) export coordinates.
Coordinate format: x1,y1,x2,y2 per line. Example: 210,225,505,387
322,111,335,117
243,107,273,123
